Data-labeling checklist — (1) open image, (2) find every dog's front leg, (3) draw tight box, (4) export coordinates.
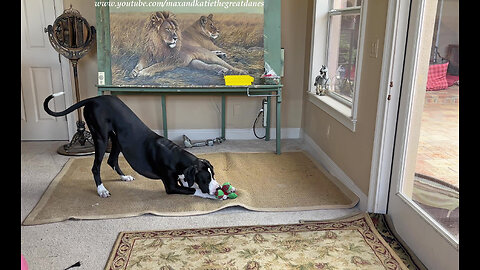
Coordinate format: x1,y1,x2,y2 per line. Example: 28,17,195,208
163,171,196,195
165,184,196,195
178,175,217,199
107,135,135,182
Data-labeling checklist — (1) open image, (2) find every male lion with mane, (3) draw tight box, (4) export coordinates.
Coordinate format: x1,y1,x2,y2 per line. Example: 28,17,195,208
130,11,246,78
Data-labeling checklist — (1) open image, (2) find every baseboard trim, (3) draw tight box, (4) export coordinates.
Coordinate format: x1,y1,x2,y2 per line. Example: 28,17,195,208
302,133,368,211
153,128,302,141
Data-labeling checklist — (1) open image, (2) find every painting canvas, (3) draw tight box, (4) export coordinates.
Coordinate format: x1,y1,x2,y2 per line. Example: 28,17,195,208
109,0,265,87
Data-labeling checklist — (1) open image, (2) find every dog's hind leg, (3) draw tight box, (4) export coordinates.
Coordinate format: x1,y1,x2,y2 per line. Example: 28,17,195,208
92,140,110,197
107,133,135,182
88,125,111,198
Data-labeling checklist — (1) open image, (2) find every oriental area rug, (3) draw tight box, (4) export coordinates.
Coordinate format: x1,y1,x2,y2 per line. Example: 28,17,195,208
22,151,358,225
105,213,408,270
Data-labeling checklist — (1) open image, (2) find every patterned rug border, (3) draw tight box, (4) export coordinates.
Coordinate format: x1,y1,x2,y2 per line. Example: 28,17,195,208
369,214,428,270
105,213,408,270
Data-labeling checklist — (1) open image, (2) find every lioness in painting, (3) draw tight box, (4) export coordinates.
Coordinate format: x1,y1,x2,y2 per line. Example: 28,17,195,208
183,14,226,57
129,11,246,78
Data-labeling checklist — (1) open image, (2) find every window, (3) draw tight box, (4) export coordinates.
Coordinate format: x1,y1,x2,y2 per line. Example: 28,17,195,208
308,0,365,131
327,0,362,105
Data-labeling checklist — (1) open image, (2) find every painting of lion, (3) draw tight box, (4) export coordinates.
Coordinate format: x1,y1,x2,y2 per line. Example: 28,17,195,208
109,9,264,86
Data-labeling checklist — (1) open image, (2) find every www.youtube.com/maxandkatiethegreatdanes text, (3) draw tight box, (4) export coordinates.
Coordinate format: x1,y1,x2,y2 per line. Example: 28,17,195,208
95,0,264,9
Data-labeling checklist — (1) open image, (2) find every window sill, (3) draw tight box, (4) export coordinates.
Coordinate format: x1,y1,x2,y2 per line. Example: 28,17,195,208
307,92,356,132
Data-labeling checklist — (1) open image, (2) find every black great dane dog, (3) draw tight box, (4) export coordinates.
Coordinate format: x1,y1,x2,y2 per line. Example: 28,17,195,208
44,93,220,199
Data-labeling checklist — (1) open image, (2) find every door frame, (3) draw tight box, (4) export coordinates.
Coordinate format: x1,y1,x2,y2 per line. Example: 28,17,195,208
368,0,409,214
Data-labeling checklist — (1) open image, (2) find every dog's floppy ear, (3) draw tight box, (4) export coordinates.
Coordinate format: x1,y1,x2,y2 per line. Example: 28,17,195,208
183,165,198,187
200,159,214,172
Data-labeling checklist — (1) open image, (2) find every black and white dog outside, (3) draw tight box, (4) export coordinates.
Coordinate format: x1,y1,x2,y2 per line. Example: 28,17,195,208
314,65,329,96
44,93,231,200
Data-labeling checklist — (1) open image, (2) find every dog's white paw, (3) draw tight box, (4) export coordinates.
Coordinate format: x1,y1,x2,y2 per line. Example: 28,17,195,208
193,189,217,200
97,184,111,198
120,175,135,181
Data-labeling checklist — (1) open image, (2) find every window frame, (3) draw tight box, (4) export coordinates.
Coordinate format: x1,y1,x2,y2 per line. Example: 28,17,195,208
307,0,368,132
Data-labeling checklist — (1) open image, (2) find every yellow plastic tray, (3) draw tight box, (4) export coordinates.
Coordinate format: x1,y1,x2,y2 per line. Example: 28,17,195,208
224,75,254,86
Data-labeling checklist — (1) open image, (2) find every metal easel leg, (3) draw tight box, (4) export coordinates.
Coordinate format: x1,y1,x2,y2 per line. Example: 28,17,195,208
276,90,282,155
161,95,168,138
265,96,271,141
221,95,226,139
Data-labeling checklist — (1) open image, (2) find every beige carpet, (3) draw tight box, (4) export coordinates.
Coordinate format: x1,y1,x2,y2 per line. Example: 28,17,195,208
23,151,358,225
105,213,407,270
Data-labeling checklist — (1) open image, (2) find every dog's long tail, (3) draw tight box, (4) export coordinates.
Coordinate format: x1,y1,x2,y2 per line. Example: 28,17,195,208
43,92,92,117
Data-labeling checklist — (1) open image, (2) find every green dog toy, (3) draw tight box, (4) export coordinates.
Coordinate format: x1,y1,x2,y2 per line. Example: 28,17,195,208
214,182,238,200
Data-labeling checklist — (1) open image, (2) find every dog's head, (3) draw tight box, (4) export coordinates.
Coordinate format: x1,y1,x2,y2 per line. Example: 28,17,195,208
183,159,220,195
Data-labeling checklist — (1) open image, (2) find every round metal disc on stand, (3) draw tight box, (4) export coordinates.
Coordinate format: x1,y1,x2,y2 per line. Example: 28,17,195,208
45,6,96,156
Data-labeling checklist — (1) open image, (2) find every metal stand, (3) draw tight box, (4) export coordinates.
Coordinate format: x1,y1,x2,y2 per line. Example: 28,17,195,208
44,6,97,156
57,121,95,155
57,60,95,156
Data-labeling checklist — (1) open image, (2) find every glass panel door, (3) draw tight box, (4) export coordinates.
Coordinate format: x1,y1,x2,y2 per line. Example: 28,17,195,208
387,0,459,269
412,0,459,239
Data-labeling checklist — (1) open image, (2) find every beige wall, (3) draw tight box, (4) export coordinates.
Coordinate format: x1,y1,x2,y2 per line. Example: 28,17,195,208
64,0,308,131
437,0,458,57
302,0,389,195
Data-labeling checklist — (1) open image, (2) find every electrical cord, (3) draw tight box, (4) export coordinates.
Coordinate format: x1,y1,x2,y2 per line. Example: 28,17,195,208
253,108,266,139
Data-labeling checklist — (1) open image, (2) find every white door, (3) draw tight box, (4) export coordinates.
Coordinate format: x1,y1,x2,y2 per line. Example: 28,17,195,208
386,0,459,269
21,0,71,140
